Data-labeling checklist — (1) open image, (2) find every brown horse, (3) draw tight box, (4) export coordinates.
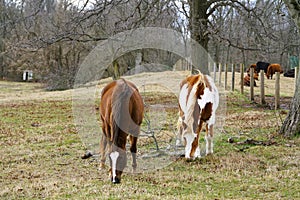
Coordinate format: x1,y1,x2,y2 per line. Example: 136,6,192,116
99,78,144,184
266,63,283,79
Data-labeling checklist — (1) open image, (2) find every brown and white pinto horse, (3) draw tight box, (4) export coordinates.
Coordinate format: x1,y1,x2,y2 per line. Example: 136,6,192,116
177,72,219,159
99,78,144,184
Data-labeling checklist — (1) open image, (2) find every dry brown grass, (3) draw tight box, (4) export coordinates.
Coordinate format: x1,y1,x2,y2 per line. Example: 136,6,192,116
0,71,299,199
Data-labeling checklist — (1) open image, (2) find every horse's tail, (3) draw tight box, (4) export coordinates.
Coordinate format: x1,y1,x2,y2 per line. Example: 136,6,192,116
184,73,205,131
111,79,133,142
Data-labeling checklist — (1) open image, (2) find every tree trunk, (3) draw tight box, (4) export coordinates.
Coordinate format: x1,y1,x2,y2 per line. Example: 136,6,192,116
113,60,120,80
0,38,4,79
279,72,300,136
190,0,209,51
0,0,6,79
279,0,300,137
189,0,209,74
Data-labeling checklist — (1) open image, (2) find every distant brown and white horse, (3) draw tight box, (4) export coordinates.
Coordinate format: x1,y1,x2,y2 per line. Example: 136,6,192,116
177,72,219,158
99,78,144,184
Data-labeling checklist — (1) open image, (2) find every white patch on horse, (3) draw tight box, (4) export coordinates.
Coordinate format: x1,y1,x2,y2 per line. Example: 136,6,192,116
178,83,189,114
110,151,119,183
197,76,219,126
178,84,189,142
183,133,197,158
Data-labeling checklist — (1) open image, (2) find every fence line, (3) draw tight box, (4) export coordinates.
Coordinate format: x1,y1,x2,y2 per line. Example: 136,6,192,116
210,62,298,108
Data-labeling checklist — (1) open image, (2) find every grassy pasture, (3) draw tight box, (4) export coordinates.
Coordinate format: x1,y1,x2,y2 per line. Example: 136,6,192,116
0,71,299,199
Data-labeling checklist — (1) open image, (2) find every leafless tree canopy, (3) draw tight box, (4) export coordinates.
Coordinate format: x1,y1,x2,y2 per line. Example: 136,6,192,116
0,0,299,90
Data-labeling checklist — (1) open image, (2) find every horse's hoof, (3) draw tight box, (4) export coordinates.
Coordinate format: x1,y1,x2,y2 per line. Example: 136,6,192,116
111,177,121,184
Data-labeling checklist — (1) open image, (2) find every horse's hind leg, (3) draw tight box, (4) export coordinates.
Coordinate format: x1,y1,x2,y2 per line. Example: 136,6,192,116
205,124,214,155
99,134,108,170
176,116,185,146
190,120,203,158
129,135,138,172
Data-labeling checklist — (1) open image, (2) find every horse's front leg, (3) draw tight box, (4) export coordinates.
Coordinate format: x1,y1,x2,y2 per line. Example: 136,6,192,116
129,135,138,172
205,124,214,155
99,134,108,170
176,116,184,146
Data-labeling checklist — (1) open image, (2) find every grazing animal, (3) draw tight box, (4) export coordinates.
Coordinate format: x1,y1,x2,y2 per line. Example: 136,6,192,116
246,64,257,73
284,68,295,78
253,71,259,80
99,79,144,184
256,61,270,74
245,64,259,83
243,74,257,87
246,64,259,80
177,72,219,159
266,63,283,79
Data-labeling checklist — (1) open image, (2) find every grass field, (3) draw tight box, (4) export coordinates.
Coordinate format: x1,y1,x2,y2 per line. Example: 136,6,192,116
0,71,299,199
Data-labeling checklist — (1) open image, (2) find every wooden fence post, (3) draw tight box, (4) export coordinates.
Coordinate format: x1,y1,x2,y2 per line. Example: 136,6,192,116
275,72,280,110
218,63,222,86
240,63,244,94
260,70,266,104
213,63,217,82
250,68,254,101
231,64,235,91
224,63,228,90
295,67,298,90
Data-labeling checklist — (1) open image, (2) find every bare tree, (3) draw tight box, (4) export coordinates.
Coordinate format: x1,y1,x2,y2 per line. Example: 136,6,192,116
0,0,5,79
182,0,299,72
208,0,299,67
182,0,255,73
1,0,299,93
280,0,300,137
1,0,180,86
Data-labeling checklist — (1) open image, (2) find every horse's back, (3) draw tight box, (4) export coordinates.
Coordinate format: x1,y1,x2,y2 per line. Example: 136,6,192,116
100,79,144,139
179,73,219,128
114,79,144,121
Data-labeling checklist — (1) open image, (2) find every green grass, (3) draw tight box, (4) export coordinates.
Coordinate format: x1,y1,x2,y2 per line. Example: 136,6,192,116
0,80,299,199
